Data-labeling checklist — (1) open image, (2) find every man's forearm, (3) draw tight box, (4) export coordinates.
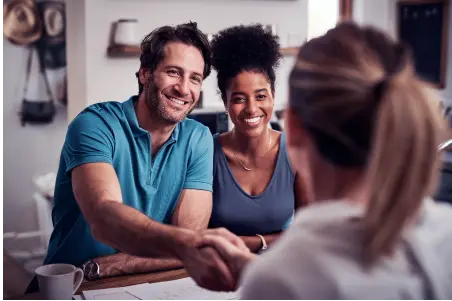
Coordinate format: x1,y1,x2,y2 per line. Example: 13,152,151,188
89,201,194,260
240,233,281,253
91,253,183,279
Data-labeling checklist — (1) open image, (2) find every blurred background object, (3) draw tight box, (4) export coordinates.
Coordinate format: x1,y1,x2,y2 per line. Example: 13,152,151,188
113,19,139,46
3,250,33,299
3,0,68,127
397,0,449,88
3,0,42,45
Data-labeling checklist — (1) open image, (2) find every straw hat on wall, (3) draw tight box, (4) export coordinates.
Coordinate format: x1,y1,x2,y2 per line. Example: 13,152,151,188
3,0,42,45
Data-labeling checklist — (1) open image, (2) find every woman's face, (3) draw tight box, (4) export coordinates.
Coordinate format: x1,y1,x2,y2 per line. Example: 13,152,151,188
225,71,274,137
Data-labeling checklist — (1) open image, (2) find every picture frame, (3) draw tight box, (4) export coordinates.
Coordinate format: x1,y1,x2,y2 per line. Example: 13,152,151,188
396,0,449,88
340,0,354,20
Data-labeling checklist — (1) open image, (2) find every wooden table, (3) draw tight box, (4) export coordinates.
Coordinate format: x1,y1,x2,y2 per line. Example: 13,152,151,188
13,268,189,300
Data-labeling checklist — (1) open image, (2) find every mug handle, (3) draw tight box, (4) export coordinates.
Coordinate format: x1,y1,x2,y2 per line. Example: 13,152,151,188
73,268,84,294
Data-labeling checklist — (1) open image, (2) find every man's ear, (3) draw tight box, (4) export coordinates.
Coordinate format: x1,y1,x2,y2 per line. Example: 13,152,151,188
139,68,151,86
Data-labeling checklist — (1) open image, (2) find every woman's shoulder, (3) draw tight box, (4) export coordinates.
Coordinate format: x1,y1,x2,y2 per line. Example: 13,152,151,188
240,222,339,299
213,132,229,144
240,200,439,299
276,131,296,176
213,132,229,155
416,198,452,245
240,202,363,298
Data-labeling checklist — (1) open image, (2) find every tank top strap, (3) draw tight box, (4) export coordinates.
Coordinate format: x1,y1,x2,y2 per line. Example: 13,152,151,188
280,132,295,179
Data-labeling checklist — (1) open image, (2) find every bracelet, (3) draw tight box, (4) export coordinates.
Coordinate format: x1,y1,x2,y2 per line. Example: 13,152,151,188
256,234,268,253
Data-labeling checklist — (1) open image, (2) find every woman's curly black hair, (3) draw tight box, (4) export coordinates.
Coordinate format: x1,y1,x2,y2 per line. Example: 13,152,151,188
211,24,282,104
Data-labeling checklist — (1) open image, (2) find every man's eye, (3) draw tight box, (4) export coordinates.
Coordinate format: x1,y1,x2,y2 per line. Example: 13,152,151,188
191,76,202,84
167,70,179,76
257,94,267,100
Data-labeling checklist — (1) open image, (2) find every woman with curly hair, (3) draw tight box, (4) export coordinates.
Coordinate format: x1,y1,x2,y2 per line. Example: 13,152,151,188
208,24,311,253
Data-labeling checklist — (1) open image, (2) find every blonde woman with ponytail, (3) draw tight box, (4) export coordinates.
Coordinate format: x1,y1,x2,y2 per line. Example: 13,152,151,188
197,22,452,298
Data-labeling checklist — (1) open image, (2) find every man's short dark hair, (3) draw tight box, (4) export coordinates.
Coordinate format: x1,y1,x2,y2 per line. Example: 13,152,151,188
136,22,211,94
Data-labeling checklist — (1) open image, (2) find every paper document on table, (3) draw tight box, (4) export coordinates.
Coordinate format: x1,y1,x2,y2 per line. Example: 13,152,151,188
82,283,148,300
125,277,240,300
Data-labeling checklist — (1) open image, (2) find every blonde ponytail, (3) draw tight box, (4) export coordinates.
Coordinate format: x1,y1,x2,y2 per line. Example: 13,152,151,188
288,22,447,266
363,66,445,264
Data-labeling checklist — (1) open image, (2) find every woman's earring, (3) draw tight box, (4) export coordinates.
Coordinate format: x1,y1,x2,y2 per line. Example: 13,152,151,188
225,110,229,115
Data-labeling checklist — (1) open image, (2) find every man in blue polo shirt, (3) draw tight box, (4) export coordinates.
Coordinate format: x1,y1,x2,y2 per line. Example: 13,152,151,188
27,22,247,293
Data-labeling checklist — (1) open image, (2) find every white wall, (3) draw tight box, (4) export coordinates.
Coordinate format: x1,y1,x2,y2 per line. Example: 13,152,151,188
3,44,67,234
307,0,339,40
353,0,452,106
68,0,451,118
66,0,88,123
67,0,308,120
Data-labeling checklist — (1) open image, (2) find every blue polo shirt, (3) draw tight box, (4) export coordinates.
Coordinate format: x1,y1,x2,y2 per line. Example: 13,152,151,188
44,96,213,266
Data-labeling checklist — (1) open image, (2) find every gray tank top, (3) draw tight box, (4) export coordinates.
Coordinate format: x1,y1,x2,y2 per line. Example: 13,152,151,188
209,132,295,236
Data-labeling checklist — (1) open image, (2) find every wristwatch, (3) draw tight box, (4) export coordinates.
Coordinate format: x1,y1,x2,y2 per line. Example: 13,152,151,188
82,260,100,281
256,234,268,253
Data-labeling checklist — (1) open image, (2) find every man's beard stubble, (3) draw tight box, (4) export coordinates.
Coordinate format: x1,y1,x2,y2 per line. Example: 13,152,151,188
144,81,190,125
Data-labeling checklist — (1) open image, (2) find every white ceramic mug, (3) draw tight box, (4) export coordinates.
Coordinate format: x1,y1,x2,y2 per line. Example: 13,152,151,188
36,263,83,300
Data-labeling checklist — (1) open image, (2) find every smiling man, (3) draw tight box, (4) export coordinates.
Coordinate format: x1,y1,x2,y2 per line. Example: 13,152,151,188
26,22,245,293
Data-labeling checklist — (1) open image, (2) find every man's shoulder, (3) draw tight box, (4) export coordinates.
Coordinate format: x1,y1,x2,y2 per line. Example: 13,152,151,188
69,101,127,130
81,101,125,120
180,117,209,131
179,118,212,143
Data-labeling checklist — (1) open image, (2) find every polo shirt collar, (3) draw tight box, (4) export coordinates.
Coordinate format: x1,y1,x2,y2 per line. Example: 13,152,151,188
123,95,180,141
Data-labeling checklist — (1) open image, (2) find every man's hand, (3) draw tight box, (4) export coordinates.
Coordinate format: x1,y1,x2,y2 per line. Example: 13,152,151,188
196,230,256,282
179,228,249,292
181,245,235,291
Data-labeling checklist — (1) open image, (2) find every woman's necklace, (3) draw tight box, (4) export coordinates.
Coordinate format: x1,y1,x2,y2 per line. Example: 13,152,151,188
231,131,273,171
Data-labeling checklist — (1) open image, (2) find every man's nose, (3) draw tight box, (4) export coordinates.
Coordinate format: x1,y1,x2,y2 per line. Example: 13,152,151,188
174,78,190,96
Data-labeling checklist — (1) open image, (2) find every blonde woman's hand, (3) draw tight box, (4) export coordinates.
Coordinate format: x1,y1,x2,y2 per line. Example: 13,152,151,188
181,244,236,292
180,228,249,292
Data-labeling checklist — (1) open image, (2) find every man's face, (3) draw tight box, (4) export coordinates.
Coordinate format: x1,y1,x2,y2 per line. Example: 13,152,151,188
142,42,205,124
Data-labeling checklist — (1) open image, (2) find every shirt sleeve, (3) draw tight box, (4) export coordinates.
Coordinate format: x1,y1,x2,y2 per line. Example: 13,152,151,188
63,110,115,175
183,127,214,192
240,260,297,299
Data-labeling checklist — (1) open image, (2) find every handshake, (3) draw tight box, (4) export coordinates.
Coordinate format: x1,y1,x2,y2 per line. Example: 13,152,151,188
179,228,257,292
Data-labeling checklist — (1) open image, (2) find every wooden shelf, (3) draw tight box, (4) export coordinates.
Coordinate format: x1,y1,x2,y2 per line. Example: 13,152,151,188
280,46,299,56
107,44,299,58
107,44,140,57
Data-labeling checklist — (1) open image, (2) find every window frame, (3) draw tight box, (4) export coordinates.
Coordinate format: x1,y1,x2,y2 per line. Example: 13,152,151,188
340,0,353,20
